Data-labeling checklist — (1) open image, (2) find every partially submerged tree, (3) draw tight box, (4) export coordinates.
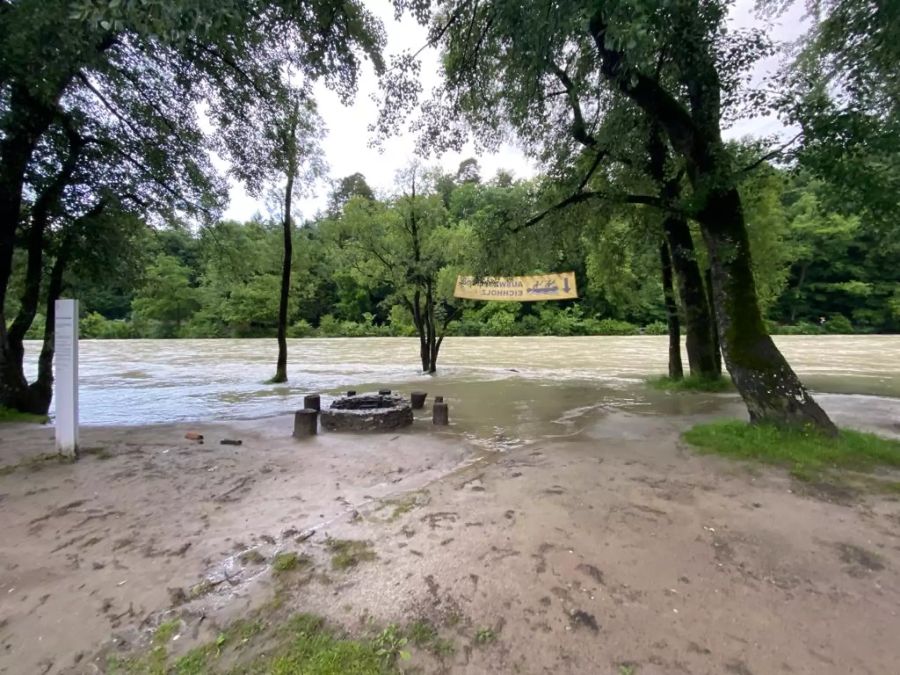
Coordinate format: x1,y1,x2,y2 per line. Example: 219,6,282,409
225,89,325,383
325,166,464,373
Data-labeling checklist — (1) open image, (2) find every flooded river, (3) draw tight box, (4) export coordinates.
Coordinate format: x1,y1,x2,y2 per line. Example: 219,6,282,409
21,336,900,434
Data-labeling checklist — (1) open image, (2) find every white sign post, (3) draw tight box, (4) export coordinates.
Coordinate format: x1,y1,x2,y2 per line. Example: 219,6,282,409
55,299,79,458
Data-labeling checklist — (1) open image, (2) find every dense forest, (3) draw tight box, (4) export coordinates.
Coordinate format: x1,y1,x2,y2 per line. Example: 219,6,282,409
9,160,896,342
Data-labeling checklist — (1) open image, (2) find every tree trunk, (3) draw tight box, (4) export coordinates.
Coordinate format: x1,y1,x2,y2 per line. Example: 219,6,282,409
660,242,683,380
789,263,809,323
590,9,835,433
698,189,835,432
646,125,717,379
663,216,718,379
271,101,301,385
272,172,294,384
424,282,438,374
22,237,71,415
0,92,58,409
704,267,722,377
3,120,84,410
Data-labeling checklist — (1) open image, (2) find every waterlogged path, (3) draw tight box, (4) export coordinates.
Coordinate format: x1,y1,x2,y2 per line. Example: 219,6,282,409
22,335,900,429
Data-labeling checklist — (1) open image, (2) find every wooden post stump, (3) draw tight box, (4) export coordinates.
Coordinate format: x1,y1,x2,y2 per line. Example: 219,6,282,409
293,409,318,438
434,395,444,403
347,390,357,397
303,394,321,412
410,391,427,409
433,402,449,426
378,388,392,395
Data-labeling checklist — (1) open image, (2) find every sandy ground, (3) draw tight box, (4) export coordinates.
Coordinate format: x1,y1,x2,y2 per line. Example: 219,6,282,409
1,403,900,674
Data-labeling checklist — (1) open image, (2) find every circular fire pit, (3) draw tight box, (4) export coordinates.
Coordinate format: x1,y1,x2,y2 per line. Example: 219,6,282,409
320,393,413,432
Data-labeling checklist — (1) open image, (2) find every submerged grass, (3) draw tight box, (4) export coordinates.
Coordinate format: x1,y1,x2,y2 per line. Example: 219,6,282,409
683,421,900,491
646,374,733,392
0,406,48,424
326,538,376,570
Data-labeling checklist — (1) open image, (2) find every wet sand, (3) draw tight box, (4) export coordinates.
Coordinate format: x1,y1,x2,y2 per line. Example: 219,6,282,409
2,395,900,674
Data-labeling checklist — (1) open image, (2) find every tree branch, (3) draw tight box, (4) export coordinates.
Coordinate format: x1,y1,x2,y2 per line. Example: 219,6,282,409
510,190,665,233
737,132,803,175
549,63,597,148
587,12,699,168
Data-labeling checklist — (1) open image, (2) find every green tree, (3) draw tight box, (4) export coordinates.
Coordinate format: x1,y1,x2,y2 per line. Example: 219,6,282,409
132,255,199,337
777,0,900,233
325,165,465,372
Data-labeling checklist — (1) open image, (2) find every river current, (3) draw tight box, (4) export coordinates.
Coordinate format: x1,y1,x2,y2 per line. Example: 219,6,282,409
20,336,900,432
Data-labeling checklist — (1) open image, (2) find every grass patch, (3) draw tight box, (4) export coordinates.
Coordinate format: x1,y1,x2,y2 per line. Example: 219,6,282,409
0,406,48,424
154,619,181,643
111,610,394,675
683,421,900,491
108,619,181,674
272,551,312,574
238,549,266,565
474,627,496,645
189,578,218,600
82,446,113,460
407,620,438,646
0,452,74,477
406,619,455,657
371,624,410,666
646,374,733,393
326,538,376,570
376,491,429,522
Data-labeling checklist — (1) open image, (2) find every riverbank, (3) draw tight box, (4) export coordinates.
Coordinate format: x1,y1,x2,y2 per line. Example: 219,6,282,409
2,397,899,674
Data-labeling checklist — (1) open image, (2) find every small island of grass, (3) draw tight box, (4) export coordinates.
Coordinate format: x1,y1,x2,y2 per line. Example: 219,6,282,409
0,407,48,424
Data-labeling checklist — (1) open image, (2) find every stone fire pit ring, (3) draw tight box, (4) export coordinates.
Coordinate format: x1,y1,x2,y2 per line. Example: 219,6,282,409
320,392,413,432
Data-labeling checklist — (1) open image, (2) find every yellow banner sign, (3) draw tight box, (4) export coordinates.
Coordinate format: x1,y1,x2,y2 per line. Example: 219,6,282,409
454,273,578,302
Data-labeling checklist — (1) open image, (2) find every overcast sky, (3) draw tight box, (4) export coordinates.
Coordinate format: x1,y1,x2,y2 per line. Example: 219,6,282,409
222,0,807,222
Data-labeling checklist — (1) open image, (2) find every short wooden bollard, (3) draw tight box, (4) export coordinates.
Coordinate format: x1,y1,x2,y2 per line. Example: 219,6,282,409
434,395,444,403
346,390,357,397
410,391,427,409
433,401,449,426
378,388,392,395
303,394,321,412
293,408,318,438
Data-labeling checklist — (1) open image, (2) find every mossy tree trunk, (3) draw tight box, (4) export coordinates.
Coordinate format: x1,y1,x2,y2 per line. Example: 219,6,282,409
704,267,723,377
660,242,683,380
697,189,835,431
591,8,836,433
663,216,719,379
647,127,718,379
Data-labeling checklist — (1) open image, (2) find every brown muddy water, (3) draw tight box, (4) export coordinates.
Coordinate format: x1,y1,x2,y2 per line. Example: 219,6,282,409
22,335,900,437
